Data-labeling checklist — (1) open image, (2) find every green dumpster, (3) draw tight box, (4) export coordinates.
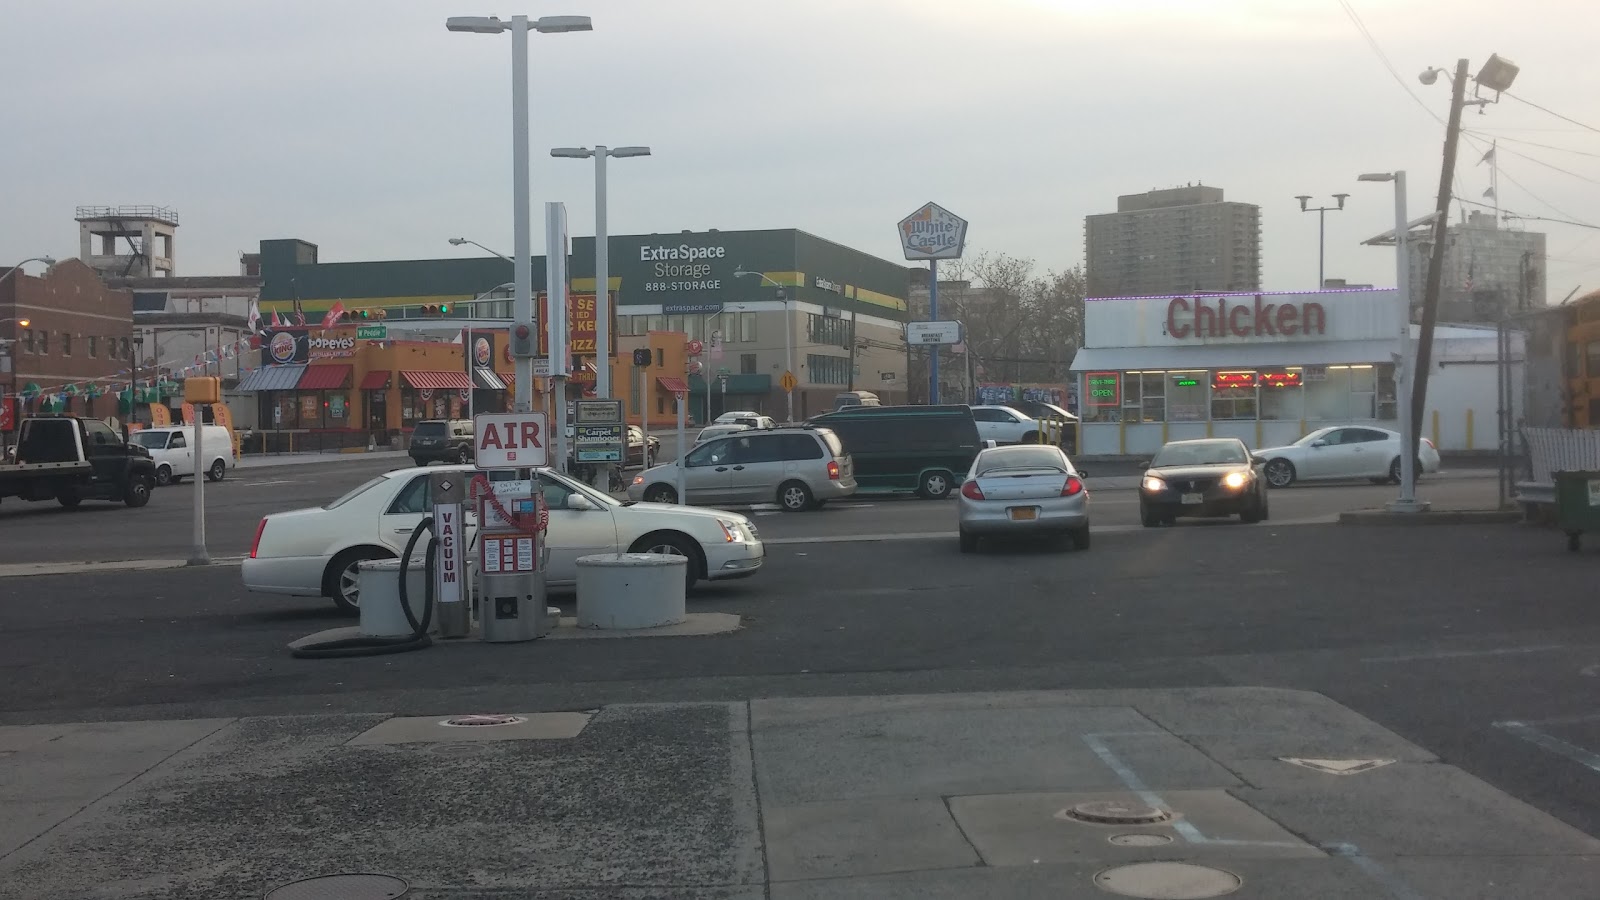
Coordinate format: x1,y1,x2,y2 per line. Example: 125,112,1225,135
1553,470,1600,551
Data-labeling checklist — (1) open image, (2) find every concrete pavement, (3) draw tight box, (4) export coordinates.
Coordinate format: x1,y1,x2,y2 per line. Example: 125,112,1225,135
2,689,1595,898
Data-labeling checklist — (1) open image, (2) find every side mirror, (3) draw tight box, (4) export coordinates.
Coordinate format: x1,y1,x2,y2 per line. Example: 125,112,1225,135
1311,440,1327,448
566,494,595,511
1137,461,1150,470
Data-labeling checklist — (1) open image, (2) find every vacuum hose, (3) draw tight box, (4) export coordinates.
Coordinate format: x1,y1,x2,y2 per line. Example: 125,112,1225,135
290,517,438,659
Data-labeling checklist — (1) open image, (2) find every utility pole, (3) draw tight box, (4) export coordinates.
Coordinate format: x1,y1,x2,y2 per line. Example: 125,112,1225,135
1411,58,1470,471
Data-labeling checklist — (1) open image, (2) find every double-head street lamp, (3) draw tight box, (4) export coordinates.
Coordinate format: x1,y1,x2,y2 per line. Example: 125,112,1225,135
1295,195,1349,289
733,268,794,423
445,13,592,413
551,145,651,400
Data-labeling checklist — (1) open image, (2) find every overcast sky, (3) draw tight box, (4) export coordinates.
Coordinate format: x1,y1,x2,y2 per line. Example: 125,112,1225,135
4,0,1597,296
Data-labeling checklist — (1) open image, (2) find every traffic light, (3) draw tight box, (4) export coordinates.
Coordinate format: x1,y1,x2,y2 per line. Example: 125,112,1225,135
632,348,652,367
422,303,452,316
349,308,388,320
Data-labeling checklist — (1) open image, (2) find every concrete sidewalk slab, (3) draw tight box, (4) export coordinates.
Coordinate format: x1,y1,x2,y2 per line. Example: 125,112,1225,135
3,689,1597,899
235,449,411,470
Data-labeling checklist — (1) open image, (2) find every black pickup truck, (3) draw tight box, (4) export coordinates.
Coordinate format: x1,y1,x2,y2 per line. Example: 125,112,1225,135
0,416,157,509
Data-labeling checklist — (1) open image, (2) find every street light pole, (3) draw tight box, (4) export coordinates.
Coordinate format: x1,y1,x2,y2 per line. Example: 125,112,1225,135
447,237,513,264
734,269,793,422
1360,171,1425,512
1294,196,1348,288
551,144,651,400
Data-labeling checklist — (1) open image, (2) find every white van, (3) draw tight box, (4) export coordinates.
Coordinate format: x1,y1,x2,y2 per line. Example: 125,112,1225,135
129,425,235,485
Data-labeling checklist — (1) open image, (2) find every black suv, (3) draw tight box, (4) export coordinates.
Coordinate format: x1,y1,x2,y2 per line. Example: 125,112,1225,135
409,419,474,466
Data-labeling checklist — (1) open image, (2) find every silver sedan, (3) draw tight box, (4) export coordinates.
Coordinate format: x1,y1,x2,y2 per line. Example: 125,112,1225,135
957,444,1090,553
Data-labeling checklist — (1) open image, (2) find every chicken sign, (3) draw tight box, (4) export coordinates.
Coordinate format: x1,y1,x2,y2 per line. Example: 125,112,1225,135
473,412,549,469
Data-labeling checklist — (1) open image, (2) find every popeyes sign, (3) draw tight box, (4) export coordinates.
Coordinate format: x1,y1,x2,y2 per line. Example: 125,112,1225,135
1166,295,1326,340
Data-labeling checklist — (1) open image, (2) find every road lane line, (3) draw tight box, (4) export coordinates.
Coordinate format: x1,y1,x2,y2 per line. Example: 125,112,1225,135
1493,720,1600,775
1362,644,1566,663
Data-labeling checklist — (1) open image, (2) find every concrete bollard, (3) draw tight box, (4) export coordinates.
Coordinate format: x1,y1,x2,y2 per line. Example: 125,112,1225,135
575,552,688,629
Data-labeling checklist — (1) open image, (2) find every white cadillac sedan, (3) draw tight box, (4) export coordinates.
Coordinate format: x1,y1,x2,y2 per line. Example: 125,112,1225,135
243,465,763,613
1255,426,1442,488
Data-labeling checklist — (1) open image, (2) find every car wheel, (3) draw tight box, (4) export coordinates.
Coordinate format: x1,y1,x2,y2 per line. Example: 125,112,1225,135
959,531,978,553
778,480,814,512
207,459,226,482
1240,498,1264,524
1069,525,1091,550
1020,431,1039,444
324,546,396,615
58,492,82,509
643,484,678,504
1140,502,1160,528
456,446,471,464
154,465,172,487
1389,456,1425,484
918,470,953,500
410,456,426,468
1264,458,1296,488
123,476,152,508
629,532,703,592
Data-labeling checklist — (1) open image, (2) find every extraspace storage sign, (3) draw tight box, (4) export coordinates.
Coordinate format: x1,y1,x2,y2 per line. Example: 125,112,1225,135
474,412,549,469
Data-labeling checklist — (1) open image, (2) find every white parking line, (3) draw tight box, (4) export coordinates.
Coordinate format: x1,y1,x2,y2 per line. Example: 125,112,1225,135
1494,720,1600,776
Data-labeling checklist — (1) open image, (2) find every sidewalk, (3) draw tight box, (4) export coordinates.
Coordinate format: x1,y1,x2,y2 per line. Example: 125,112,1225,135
235,448,411,470
2,688,1594,898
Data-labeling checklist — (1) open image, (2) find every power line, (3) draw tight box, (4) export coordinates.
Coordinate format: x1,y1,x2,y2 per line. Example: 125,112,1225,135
1464,130,1600,160
1504,91,1600,136
1492,144,1600,187
1334,0,1444,125
1458,132,1593,225
1456,196,1600,231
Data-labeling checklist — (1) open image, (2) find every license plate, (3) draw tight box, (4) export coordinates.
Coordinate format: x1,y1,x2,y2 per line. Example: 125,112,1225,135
1181,493,1204,505
1008,507,1038,521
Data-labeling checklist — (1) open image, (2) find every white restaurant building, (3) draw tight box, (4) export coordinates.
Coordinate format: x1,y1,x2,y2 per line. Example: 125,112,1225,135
1068,288,1519,455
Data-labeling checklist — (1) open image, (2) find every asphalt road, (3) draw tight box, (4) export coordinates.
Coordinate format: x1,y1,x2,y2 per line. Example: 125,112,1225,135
0,451,1504,564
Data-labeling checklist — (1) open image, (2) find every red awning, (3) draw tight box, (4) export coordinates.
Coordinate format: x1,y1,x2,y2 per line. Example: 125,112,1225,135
657,376,690,394
500,371,515,389
359,370,392,390
297,365,353,390
401,370,474,390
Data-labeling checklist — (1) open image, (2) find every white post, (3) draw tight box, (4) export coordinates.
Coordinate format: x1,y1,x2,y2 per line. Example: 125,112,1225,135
1387,170,1427,513
188,414,209,565
511,15,533,414
640,364,649,475
676,391,687,504
783,296,794,423
594,147,610,399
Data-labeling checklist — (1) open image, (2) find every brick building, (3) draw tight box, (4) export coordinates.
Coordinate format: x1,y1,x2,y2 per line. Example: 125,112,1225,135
1,259,136,427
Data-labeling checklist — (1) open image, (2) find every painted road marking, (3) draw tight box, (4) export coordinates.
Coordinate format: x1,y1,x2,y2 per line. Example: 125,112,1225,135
1494,720,1600,776
1362,644,1566,663
238,479,298,487
1280,757,1396,775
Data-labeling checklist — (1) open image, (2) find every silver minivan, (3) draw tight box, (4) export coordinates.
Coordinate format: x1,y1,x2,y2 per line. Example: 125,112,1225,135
628,426,857,511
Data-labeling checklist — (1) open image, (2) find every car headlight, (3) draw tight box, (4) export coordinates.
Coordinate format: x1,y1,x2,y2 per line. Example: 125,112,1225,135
1142,476,1166,492
1222,471,1249,490
717,518,746,543
631,474,644,486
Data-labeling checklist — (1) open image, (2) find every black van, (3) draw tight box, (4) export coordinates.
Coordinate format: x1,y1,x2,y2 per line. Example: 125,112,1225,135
807,405,981,499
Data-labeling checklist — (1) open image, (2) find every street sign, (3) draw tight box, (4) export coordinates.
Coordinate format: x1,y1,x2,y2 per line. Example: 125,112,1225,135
356,325,387,340
530,358,552,378
780,370,797,393
907,321,963,345
898,202,969,261
574,423,625,462
685,339,704,356
473,412,549,469
573,399,623,425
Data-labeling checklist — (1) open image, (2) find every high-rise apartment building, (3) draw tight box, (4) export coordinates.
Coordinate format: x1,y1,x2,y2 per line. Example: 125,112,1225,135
1084,185,1261,298
1407,210,1545,322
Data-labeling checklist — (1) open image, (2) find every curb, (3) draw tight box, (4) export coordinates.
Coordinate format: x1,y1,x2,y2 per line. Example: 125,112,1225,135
0,557,245,579
1337,508,1522,526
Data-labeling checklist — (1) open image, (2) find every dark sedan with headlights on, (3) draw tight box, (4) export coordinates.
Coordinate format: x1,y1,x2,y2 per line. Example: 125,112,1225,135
1138,438,1268,527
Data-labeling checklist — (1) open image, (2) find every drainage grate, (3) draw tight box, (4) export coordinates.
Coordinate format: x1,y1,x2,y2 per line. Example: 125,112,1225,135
439,714,526,728
265,873,409,900
1059,799,1172,825
1094,862,1241,899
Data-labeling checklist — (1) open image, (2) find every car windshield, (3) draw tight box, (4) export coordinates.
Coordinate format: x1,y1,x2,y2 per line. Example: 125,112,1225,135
129,432,168,449
540,468,621,508
976,446,1068,476
322,474,391,510
413,422,446,437
1151,441,1248,467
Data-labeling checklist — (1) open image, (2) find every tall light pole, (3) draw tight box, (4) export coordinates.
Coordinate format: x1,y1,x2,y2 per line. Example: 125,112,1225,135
1359,171,1426,512
550,144,651,400
1295,195,1348,289
734,268,793,423
446,13,592,413
447,237,513,264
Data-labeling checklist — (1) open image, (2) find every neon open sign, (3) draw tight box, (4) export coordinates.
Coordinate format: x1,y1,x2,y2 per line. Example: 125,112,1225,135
1086,372,1121,407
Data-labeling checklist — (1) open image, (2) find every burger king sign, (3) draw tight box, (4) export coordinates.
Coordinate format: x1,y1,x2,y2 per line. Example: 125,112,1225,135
264,330,308,366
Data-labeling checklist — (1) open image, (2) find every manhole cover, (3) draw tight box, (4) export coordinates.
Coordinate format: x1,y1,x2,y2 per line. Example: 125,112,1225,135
1109,833,1174,847
1094,862,1241,899
265,873,409,900
1059,800,1172,825
439,714,526,728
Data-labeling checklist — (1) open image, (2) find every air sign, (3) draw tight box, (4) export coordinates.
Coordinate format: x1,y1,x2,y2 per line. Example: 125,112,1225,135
473,412,549,469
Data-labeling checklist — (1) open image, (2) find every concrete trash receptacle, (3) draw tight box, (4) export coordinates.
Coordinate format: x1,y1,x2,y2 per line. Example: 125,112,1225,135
357,558,433,638
576,552,688,629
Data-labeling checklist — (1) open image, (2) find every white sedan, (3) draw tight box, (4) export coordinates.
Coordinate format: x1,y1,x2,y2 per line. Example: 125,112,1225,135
1256,426,1442,488
243,465,763,613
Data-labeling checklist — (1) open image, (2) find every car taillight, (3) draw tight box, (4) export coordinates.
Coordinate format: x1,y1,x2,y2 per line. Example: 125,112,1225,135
249,518,268,559
960,480,985,500
827,460,840,480
1061,476,1085,497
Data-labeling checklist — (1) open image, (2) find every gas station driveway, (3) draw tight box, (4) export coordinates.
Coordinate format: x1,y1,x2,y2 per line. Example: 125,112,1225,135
2,513,1600,896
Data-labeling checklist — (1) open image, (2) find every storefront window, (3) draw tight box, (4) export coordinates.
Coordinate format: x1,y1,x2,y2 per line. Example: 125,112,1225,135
1140,373,1165,422
648,315,665,333
1166,371,1207,421
667,315,685,334
1376,364,1397,420
1260,369,1304,420
739,312,758,343
1209,371,1257,420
